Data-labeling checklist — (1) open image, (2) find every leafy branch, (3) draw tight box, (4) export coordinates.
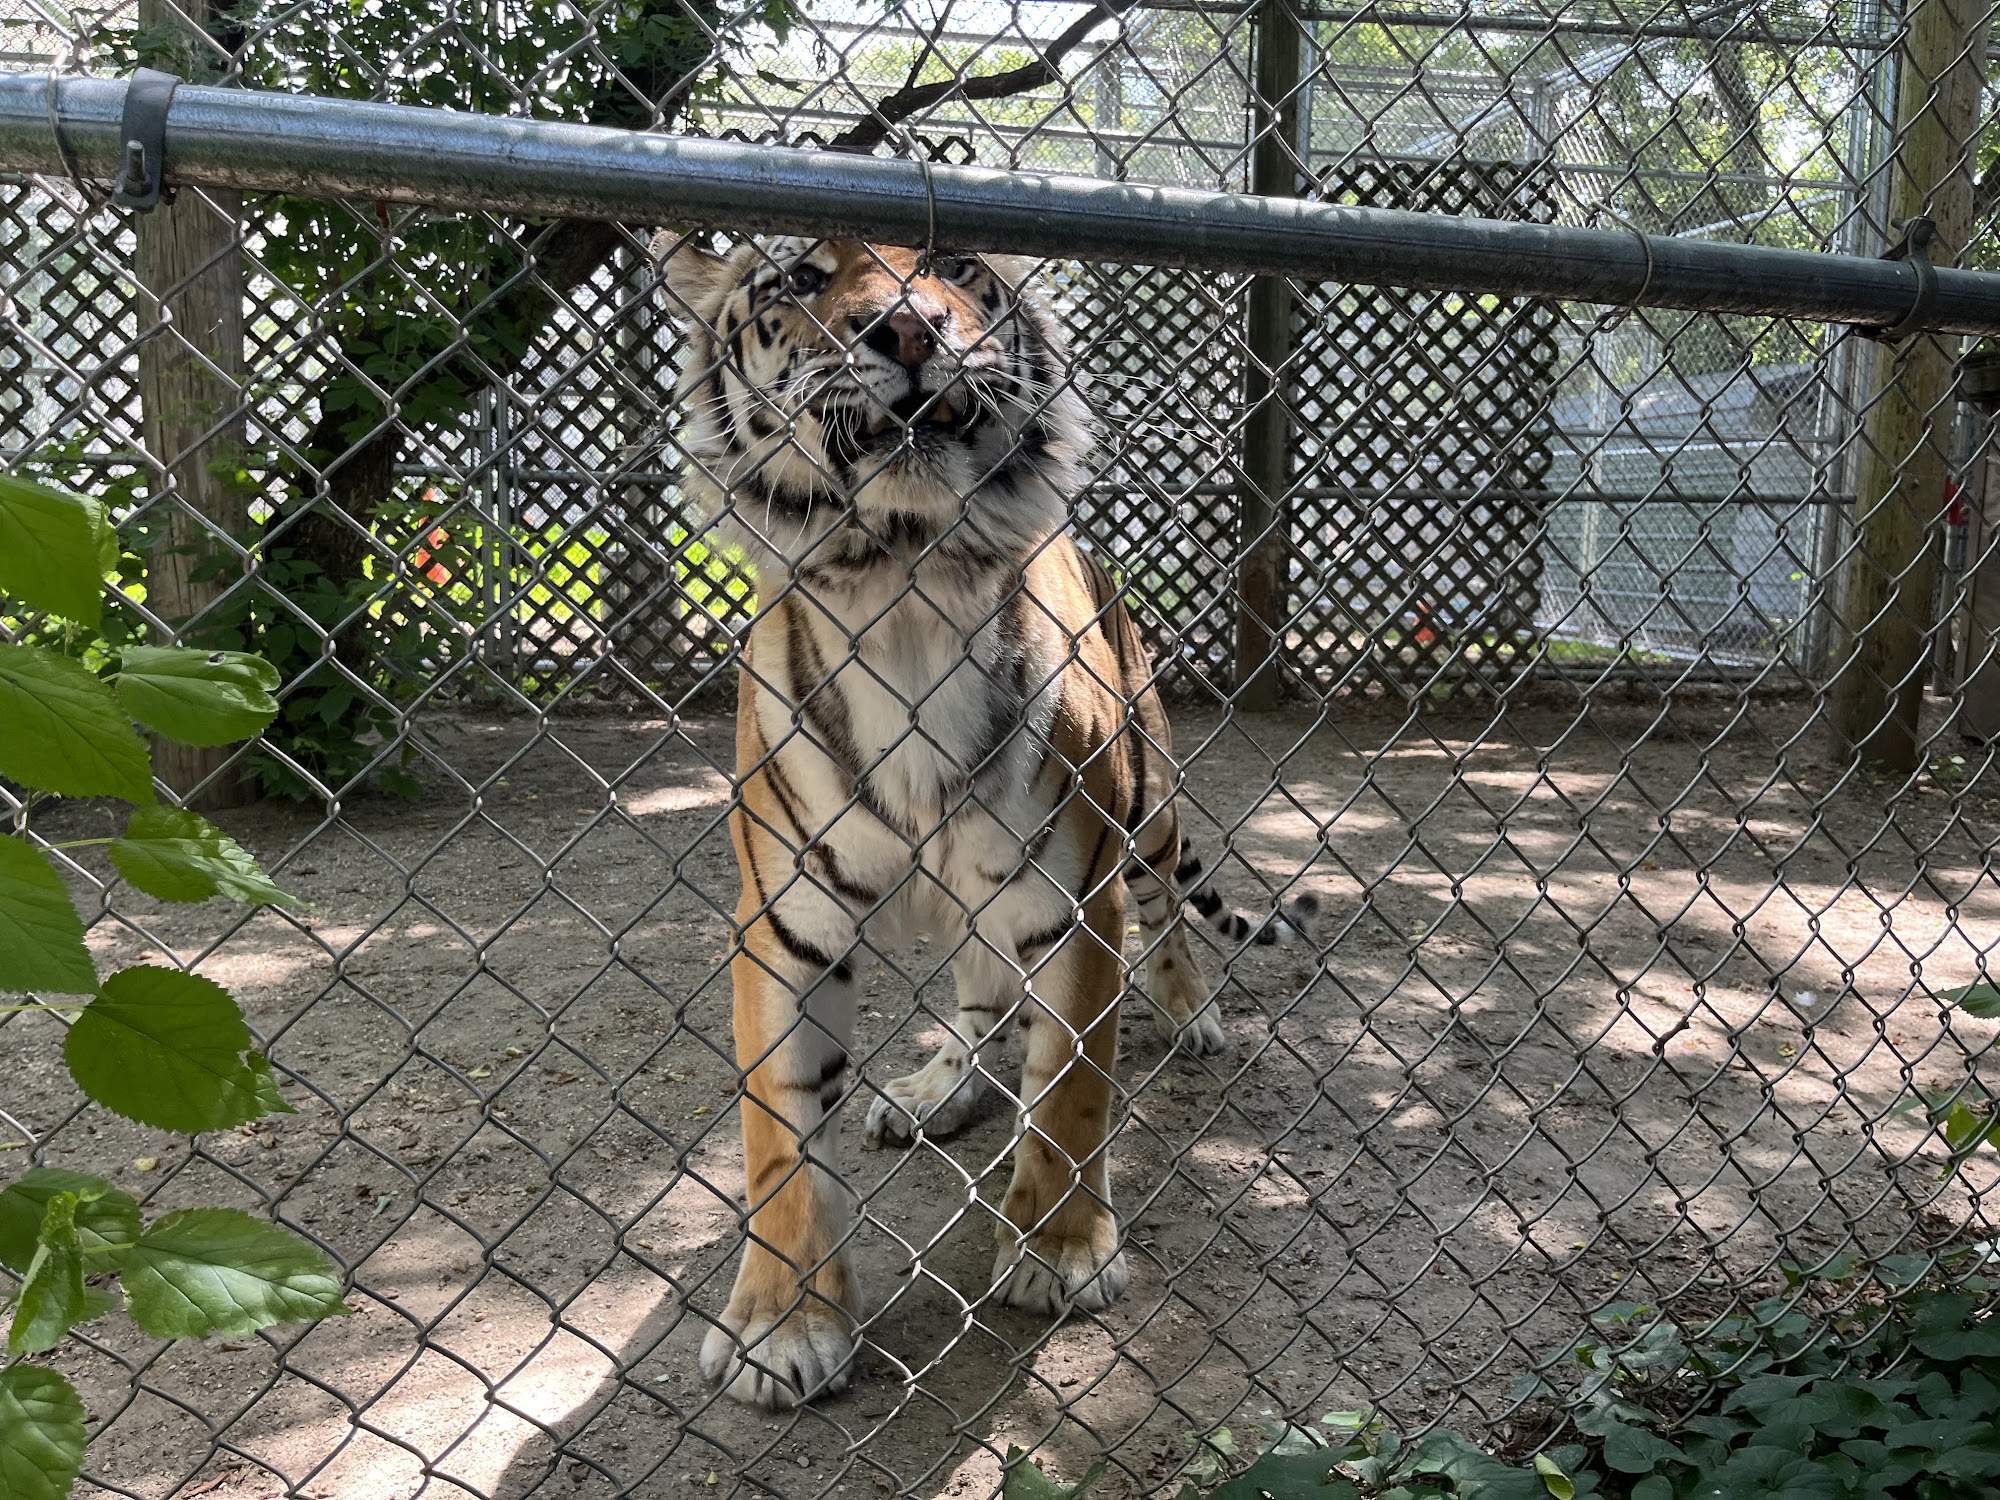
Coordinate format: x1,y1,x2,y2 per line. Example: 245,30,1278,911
0,473,344,1500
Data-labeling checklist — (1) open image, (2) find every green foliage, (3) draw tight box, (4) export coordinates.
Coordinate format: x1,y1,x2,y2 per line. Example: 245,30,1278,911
1004,1264,2000,1500
205,542,418,801
0,1366,86,1500
0,1171,140,1274
64,968,297,1135
0,838,98,997
1513,1265,2000,1500
110,805,299,907
1889,1079,2000,1178
1002,1445,1109,1500
0,474,344,1497
5,443,151,662
7,1193,88,1356
0,648,154,805
1940,981,2000,1021
122,1208,349,1340
112,648,282,748
76,0,790,793
0,476,112,630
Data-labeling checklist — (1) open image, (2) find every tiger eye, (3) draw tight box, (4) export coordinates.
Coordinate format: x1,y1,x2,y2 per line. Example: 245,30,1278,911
927,253,981,286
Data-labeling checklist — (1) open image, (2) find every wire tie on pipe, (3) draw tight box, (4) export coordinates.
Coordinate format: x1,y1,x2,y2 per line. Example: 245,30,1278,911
898,124,939,276
43,67,107,212
1593,208,1655,329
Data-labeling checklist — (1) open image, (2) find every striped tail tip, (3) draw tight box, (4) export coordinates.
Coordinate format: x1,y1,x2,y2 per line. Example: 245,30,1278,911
1191,885,1319,947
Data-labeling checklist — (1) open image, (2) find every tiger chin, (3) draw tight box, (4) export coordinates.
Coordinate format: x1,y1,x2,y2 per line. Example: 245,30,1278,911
658,234,1316,1410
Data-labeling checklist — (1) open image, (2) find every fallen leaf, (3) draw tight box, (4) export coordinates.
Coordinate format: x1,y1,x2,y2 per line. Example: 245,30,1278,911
468,1066,491,1080
134,1156,159,1172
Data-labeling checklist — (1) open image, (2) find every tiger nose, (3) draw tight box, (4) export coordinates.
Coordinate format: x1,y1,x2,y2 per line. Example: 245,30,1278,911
859,308,938,369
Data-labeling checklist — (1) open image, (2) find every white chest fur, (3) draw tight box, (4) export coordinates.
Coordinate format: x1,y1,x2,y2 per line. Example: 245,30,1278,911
750,563,1071,939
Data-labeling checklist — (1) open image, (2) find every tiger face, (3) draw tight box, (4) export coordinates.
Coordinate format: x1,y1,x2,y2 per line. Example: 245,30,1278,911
659,236,1090,576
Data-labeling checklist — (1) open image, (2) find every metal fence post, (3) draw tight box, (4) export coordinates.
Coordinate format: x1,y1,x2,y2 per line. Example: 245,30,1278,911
1828,0,1992,771
133,0,252,808
1233,0,1303,710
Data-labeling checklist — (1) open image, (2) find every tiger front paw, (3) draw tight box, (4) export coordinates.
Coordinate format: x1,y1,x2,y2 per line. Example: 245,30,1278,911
700,1297,857,1409
991,1225,1129,1316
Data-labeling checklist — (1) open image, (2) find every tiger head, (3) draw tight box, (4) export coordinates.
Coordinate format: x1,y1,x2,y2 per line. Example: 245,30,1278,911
659,235,1090,575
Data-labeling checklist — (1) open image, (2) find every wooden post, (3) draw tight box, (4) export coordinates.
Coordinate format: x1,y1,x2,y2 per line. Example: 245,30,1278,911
1233,0,1303,711
133,0,253,808
1828,0,1991,772
1957,407,2000,743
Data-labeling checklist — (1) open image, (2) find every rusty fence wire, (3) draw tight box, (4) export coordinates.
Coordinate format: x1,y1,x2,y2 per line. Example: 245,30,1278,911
3,0,2000,1497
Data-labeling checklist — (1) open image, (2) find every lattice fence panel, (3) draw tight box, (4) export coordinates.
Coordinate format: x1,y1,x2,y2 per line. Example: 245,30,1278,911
1286,159,1560,693
1058,259,1250,690
0,176,144,461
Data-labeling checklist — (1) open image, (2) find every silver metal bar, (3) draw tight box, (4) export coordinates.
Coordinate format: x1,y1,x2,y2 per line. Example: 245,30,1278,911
6,71,2000,334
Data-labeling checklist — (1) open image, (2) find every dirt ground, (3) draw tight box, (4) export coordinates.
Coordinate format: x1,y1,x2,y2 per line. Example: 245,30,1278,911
9,681,2000,1500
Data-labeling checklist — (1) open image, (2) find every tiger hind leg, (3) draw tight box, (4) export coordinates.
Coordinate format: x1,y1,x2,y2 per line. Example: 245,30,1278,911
863,938,1010,1146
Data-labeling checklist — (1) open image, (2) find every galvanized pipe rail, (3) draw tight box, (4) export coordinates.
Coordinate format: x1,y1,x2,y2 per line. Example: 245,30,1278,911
6,70,2000,335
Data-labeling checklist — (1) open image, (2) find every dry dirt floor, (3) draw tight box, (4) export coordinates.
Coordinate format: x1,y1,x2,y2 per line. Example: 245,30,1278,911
9,681,2000,1500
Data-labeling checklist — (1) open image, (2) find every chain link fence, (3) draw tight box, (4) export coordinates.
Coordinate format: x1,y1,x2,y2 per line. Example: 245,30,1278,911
3,0,2000,1495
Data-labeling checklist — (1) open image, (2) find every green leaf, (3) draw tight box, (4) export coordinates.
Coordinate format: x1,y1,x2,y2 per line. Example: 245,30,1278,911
64,966,284,1133
1909,1296,2000,1361
1212,1449,1361,1499
0,836,96,996
0,646,153,802
110,805,298,907
1599,1422,1683,1475
113,647,281,747
0,473,108,627
1534,1453,1575,1499
1001,1447,1107,1500
1942,981,2000,1019
7,1191,86,1354
1629,1479,1672,1500
0,1168,140,1274
1711,1446,1848,1498
1939,1102,1993,1155
245,1053,297,1118
122,1207,348,1339
0,1366,87,1500
1883,1417,1995,1453
1398,1432,1548,1499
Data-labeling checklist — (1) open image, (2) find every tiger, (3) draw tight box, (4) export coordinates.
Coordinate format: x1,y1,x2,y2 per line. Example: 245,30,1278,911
658,234,1317,1410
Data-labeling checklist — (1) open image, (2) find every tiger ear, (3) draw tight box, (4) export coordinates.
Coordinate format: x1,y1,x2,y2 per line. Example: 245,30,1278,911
983,253,1041,289
654,232,731,319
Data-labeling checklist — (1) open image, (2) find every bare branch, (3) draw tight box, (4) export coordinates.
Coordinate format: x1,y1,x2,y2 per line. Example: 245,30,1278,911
828,0,1140,156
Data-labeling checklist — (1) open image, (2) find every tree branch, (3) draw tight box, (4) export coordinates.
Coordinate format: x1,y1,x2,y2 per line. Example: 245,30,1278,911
828,0,1140,156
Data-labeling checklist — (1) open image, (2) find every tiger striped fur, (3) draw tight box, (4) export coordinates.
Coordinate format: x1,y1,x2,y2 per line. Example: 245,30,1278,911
659,235,1316,1410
